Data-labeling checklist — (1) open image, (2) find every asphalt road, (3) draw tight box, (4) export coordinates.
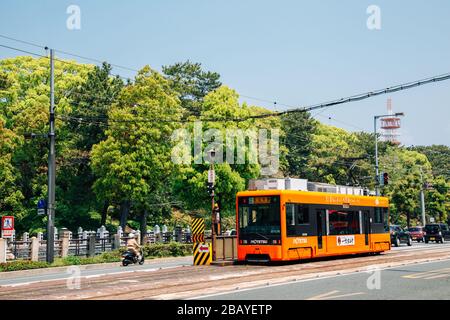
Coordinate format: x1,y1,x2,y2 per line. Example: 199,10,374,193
0,241,446,287
1,241,450,300
198,256,450,300
0,256,192,286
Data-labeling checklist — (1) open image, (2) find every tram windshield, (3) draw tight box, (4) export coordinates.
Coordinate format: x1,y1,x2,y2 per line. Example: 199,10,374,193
238,196,281,239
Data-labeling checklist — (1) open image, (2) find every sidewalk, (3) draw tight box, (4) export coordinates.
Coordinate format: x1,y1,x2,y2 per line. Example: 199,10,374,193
0,255,192,280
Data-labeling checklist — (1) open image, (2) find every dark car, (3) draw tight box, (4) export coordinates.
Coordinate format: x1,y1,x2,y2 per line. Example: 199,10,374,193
439,223,450,240
390,225,412,247
408,226,425,242
424,224,448,243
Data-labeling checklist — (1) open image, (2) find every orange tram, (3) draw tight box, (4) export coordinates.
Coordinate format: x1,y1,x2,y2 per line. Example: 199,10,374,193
236,179,391,263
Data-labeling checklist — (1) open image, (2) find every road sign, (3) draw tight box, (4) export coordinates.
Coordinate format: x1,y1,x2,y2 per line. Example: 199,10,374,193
37,199,46,209
193,242,211,265
1,216,14,238
37,199,47,215
430,217,435,223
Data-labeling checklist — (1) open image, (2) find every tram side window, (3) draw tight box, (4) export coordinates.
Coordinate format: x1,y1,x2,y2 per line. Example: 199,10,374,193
286,203,310,236
383,207,389,232
374,207,383,223
240,207,249,228
328,210,360,235
372,207,389,233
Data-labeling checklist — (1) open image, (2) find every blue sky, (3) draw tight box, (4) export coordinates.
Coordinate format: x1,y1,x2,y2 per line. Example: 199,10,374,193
1,0,449,146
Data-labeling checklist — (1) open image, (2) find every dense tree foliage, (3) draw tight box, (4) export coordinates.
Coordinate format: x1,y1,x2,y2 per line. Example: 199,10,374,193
0,55,448,233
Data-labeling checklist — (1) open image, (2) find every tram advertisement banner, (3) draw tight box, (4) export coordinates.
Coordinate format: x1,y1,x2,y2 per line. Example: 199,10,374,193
336,235,355,246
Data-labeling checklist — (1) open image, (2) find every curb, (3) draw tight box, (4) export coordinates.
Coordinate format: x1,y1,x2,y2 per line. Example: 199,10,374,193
0,256,192,280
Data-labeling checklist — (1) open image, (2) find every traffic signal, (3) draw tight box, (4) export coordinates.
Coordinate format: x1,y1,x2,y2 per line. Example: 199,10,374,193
206,182,215,196
383,172,389,185
213,203,220,235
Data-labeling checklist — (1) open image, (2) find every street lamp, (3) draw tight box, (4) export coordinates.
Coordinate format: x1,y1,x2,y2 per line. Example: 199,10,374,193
374,112,404,195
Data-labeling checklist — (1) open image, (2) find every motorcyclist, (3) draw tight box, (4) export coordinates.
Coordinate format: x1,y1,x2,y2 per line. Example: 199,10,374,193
126,231,142,262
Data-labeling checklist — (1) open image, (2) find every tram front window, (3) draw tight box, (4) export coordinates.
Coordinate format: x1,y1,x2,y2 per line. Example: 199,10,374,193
238,196,281,244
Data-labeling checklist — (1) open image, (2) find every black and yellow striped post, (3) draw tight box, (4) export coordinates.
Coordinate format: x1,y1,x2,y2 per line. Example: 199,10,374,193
191,218,209,265
193,242,212,265
191,218,205,236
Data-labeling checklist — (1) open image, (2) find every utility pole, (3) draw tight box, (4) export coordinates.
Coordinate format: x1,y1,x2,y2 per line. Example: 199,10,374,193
46,48,56,264
208,149,216,261
374,116,380,196
419,167,426,226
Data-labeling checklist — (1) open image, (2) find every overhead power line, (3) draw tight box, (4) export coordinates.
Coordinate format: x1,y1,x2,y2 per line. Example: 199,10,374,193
62,71,450,125
0,34,139,73
0,41,132,82
2,37,450,125
0,44,46,58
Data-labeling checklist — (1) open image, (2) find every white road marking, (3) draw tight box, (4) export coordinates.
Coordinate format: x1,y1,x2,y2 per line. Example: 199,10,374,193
403,267,450,279
0,264,185,287
306,290,365,300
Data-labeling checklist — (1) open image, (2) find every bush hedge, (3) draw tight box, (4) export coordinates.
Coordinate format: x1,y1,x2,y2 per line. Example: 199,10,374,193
142,242,192,258
0,260,49,272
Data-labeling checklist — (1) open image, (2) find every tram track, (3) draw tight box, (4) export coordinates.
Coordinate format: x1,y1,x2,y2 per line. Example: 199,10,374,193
2,244,450,300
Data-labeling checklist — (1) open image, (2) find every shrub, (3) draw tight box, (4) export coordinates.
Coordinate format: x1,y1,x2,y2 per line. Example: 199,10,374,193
142,242,192,258
0,260,49,272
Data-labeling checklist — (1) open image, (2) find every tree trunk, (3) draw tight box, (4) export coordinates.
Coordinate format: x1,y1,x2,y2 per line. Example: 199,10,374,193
120,200,130,230
100,201,108,226
140,209,149,244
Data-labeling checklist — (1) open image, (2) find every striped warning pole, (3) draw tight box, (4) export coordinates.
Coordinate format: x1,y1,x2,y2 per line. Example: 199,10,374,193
191,218,210,265
191,218,205,236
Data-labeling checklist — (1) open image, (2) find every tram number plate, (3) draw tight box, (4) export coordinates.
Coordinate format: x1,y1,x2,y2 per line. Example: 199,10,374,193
336,235,355,246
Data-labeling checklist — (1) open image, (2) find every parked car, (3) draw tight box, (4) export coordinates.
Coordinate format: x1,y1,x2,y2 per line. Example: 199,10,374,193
408,226,425,242
424,224,446,243
439,223,450,240
390,225,412,247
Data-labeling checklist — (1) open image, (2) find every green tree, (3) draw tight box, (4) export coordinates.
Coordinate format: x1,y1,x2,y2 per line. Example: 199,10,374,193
162,60,221,116
381,147,432,227
409,145,450,181
91,66,182,231
0,56,90,233
172,86,282,221
280,111,316,177
55,63,124,229
426,176,450,223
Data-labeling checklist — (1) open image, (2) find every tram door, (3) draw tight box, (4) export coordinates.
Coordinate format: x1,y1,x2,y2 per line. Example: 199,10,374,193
363,210,370,246
316,209,326,254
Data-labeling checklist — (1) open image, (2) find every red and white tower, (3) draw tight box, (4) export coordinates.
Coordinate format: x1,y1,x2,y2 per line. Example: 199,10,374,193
380,98,401,145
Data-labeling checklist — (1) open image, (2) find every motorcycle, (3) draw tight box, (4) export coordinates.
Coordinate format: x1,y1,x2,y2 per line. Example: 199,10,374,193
121,248,145,266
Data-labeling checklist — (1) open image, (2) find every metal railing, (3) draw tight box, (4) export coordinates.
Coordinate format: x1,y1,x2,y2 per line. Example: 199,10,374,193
5,230,202,261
